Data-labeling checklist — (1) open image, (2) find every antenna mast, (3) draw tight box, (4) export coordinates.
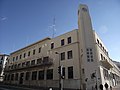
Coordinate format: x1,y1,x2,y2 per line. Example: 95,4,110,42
52,17,56,38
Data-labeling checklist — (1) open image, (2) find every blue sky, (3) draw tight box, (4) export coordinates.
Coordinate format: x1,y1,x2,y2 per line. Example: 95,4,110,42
0,0,120,61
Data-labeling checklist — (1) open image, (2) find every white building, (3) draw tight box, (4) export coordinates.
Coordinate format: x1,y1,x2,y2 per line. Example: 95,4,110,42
4,4,120,90
0,54,9,81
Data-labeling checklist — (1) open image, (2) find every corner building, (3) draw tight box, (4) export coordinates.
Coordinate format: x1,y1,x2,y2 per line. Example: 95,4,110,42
4,4,120,90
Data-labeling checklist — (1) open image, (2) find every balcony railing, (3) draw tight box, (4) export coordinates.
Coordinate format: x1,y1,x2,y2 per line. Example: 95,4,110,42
4,57,53,72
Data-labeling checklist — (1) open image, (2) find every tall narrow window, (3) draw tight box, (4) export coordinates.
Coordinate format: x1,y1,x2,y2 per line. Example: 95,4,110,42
26,61,30,66
15,73,18,81
67,50,73,59
28,51,30,56
24,53,26,58
68,66,73,79
38,70,44,80
16,56,18,60
26,72,30,80
61,39,64,46
33,49,36,55
19,55,22,59
13,57,15,61
68,37,71,44
51,43,54,49
38,47,41,53
32,71,37,80
61,52,65,60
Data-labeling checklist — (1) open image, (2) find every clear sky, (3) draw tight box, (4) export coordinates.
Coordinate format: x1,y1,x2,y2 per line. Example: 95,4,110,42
0,0,120,62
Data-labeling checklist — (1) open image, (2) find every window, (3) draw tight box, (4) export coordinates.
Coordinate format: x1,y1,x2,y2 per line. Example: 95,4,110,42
97,39,99,44
101,54,103,60
19,55,22,59
31,60,35,65
38,47,41,53
38,70,44,80
28,51,30,56
15,73,18,80
61,39,64,46
26,72,30,80
51,43,54,49
37,58,42,64
22,62,25,67
68,37,71,44
47,69,53,79
7,74,10,81
18,63,21,68
43,57,49,64
61,52,65,60
16,56,18,60
33,49,36,55
32,71,37,80
24,53,26,58
68,66,73,79
11,74,14,80
86,48,94,62
26,61,30,66
67,50,73,59
13,57,15,61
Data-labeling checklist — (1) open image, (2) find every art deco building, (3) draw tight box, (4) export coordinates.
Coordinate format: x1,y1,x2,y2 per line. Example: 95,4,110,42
0,54,9,81
4,4,120,90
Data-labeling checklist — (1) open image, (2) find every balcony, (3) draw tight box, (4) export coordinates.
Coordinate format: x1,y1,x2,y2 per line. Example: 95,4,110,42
4,57,53,72
100,59,113,70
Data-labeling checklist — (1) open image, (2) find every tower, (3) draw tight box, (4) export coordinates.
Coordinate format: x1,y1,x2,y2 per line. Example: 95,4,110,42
78,4,99,90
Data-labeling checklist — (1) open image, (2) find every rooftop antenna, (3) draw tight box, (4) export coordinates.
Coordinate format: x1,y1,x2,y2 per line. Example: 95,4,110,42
51,17,56,38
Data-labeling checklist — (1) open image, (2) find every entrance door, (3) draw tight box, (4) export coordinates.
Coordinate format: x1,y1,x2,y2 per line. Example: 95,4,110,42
19,73,24,84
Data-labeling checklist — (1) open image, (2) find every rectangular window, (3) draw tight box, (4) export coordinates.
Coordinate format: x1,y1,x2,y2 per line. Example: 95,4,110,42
31,60,35,65
26,72,30,80
24,53,26,58
15,73,18,80
19,55,22,59
61,39,64,46
38,70,44,80
37,58,42,64
32,71,37,80
43,57,49,64
33,49,36,55
38,47,41,53
13,57,15,61
67,50,73,59
61,52,65,60
51,43,54,49
18,63,21,68
16,56,18,60
68,66,73,79
47,69,53,79
26,61,30,66
28,51,30,56
11,74,14,80
22,62,25,67
68,37,71,44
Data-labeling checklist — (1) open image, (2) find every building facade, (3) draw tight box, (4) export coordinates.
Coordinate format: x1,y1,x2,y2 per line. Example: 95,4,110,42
4,4,120,90
0,54,8,81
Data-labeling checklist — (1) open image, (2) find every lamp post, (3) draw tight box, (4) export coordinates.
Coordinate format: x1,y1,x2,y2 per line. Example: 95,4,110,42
55,52,63,90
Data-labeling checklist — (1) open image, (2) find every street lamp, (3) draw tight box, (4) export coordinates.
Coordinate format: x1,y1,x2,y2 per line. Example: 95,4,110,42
55,52,63,90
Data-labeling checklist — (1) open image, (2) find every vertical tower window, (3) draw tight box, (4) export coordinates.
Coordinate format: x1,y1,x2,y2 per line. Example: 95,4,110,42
28,51,30,56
